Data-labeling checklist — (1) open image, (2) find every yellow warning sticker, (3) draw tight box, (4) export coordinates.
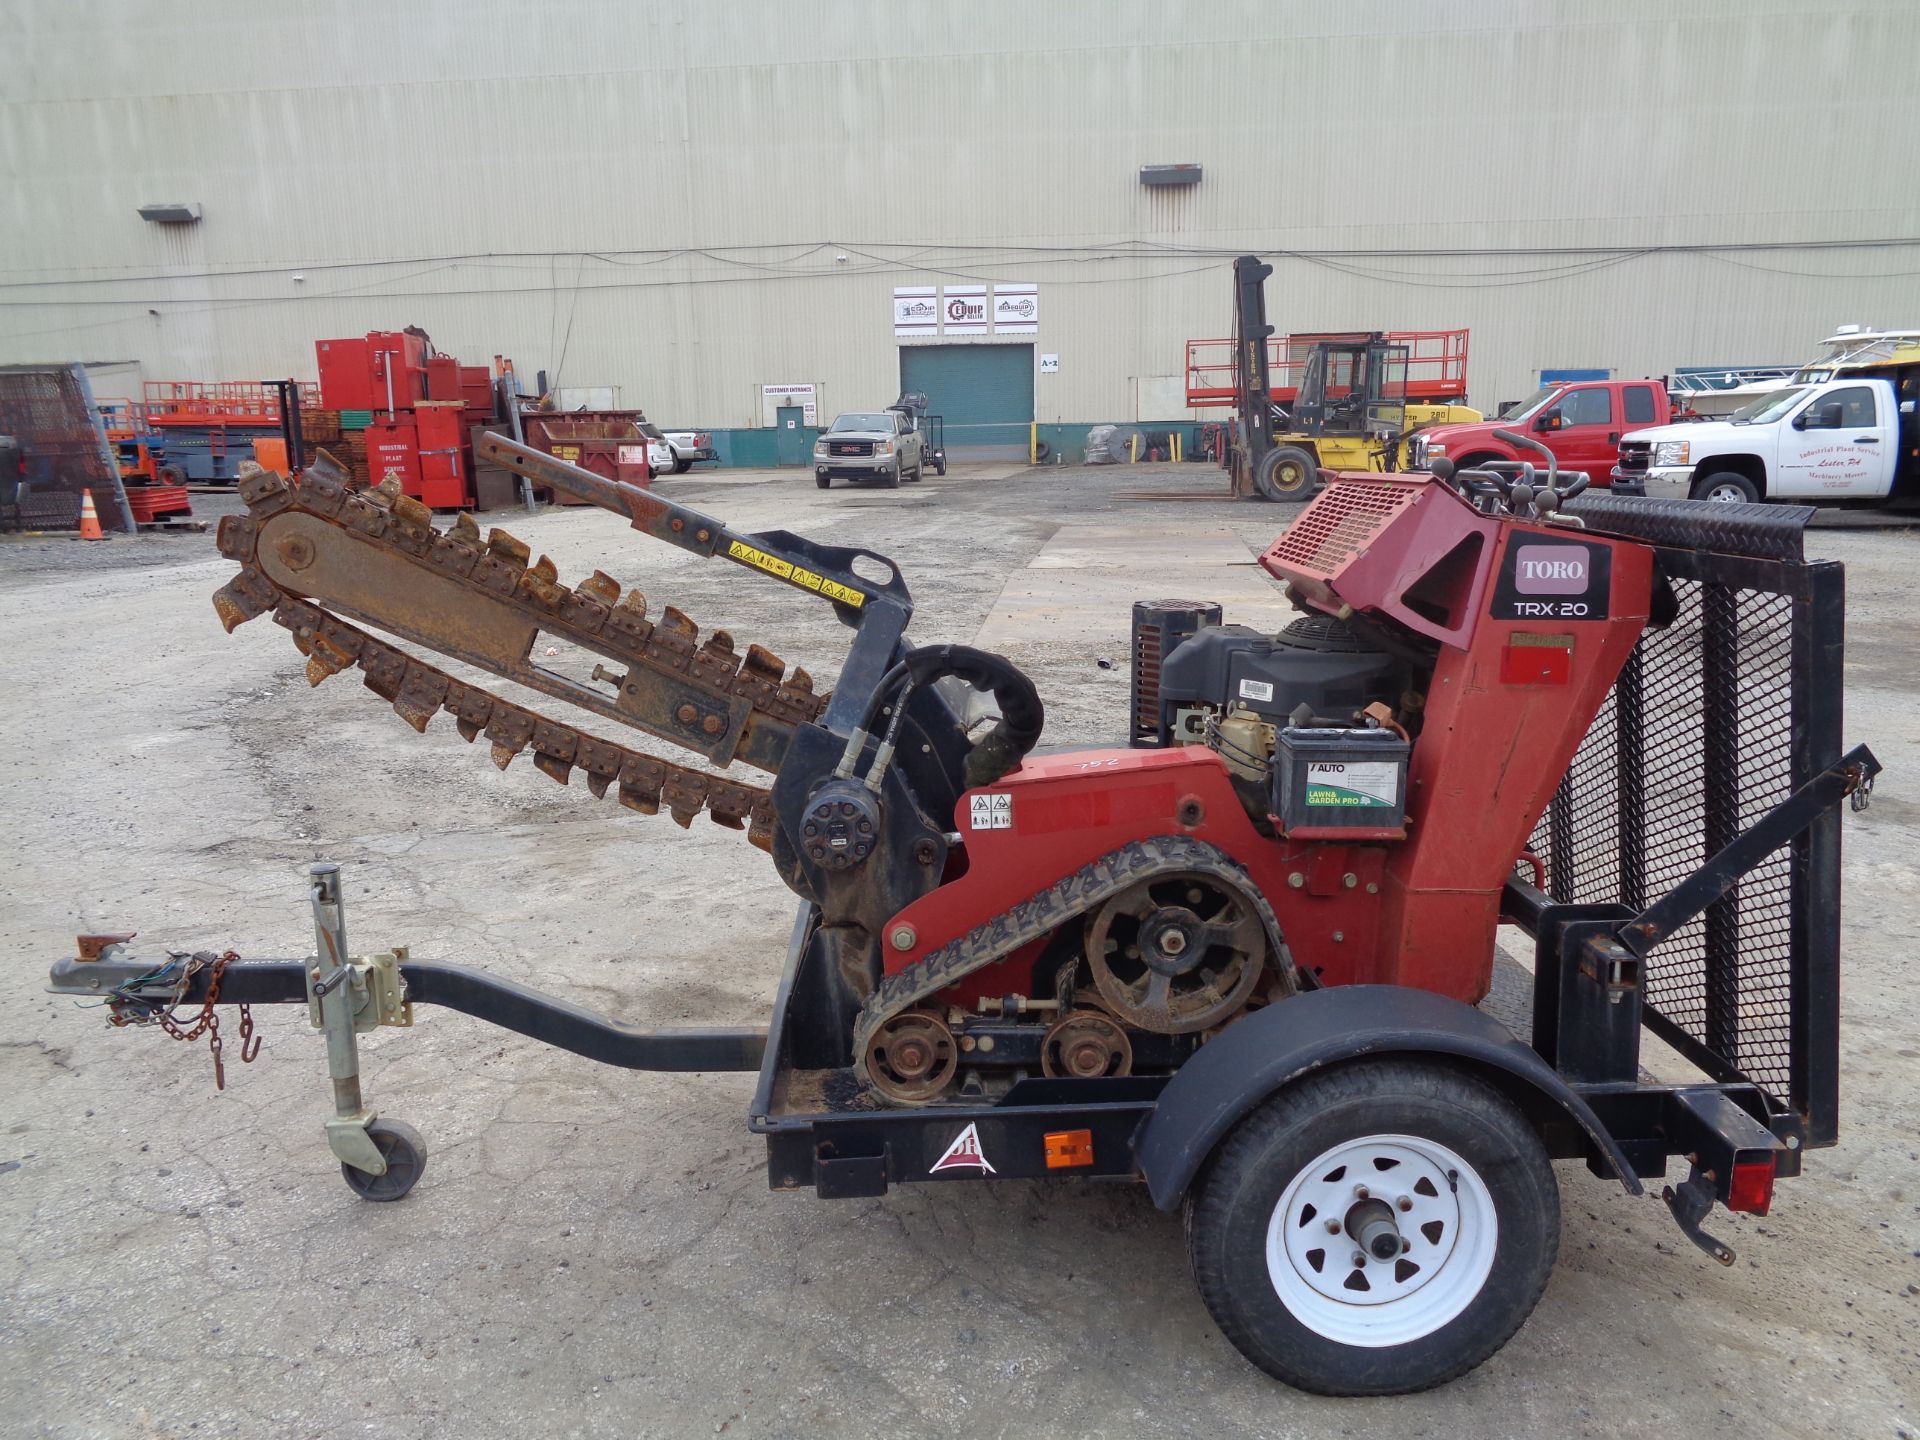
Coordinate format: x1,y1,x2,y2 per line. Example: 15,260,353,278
727,539,865,607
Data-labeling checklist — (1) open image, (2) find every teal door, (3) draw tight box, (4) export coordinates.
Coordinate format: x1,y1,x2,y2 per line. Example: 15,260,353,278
776,405,807,465
900,345,1034,459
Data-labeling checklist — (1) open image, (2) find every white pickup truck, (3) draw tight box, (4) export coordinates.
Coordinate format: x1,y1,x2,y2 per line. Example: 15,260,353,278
1616,331,1918,506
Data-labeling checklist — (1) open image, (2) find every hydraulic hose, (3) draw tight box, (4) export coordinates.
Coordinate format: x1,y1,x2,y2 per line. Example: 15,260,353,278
855,643,1045,790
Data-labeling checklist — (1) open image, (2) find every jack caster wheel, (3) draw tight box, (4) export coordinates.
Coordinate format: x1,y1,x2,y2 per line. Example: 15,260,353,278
1184,1059,1558,1395
341,1118,428,1202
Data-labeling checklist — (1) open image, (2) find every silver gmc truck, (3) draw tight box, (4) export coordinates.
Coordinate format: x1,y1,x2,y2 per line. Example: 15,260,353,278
813,408,927,489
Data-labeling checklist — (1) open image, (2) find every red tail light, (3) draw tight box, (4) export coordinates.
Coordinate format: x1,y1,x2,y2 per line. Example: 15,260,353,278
1726,1157,1776,1215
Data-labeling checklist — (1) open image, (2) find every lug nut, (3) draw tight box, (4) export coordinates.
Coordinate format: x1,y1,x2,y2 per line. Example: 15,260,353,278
1325,1219,1341,1234
1354,1185,1370,1200
1352,1252,1367,1268
1397,1195,1413,1212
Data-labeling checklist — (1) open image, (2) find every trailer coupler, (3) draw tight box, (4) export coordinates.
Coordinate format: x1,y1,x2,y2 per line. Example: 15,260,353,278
49,861,767,1200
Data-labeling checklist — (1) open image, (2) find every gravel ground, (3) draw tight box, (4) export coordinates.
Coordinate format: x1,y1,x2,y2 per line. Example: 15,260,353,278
1,465,1914,1439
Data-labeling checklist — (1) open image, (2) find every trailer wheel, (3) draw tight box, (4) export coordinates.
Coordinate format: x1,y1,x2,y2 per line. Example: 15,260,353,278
1185,1059,1558,1395
1253,446,1317,502
933,454,947,476
341,1118,428,1202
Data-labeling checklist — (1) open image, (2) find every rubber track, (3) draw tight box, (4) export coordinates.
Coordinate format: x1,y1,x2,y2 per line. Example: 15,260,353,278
852,834,1291,1084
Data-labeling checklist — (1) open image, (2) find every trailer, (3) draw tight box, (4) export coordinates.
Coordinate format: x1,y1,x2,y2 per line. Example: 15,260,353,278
50,439,1876,1395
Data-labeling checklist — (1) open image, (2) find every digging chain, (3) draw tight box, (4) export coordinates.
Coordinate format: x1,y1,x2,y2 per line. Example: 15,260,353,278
851,835,1290,1087
210,456,826,849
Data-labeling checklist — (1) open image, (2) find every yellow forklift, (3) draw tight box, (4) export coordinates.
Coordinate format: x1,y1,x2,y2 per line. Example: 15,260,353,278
1226,256,1480,501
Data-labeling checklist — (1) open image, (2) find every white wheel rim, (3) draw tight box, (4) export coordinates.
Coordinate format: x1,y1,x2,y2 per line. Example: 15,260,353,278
1704,483,1746,503
1264,1132,1497,1348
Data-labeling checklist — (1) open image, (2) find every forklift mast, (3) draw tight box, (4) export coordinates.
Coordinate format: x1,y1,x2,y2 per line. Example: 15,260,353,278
1231,255,1277,480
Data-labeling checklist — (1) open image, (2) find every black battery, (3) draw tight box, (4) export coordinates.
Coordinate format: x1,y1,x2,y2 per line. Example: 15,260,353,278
1271,727,1410,836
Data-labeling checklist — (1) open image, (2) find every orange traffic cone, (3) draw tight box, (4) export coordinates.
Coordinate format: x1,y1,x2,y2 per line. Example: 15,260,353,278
77,488,106,541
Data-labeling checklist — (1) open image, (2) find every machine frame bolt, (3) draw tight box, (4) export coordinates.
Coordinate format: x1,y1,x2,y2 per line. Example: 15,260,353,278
890,925,917,951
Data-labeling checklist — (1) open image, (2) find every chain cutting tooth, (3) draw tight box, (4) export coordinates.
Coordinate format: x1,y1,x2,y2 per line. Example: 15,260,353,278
742,644,786,682
616,589,648,622
212,568,280,632
392,664,449,733
393,494,435,531
789,667,815,694
577,571,621,604
658,605,697,641
366,474,403,508
576,735,624,797
487,528,531,566
450,512,482,544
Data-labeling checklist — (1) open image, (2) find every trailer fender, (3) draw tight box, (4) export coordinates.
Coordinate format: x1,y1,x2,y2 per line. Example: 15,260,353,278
1133,985,1642,1210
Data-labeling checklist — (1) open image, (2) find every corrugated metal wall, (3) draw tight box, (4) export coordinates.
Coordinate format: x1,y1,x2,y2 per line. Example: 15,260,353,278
2,0,1916,426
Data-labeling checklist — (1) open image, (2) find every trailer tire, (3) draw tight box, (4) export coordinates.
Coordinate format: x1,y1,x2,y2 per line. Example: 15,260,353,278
1185,1058,1559,1395
934,454,947,476
1253,445,1317,502
1691,469,1761,504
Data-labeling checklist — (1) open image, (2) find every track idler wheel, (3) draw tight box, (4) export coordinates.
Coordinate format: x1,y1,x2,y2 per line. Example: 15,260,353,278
1041,1009,1133,1080
1084,871,1268,1033
862,1008,959,1105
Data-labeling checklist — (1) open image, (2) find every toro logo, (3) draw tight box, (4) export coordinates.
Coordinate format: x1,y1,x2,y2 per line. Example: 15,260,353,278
1491,538,1611,621
1513,545,1589,595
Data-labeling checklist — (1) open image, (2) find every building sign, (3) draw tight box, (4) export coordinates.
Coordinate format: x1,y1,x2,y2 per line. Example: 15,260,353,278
760,382,817,426
894,286,937,337
1039,353,1060,373
941,284,988,335
993,283,1038,335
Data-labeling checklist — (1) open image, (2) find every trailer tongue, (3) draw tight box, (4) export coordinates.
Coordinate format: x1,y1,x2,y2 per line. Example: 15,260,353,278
47,438,1877,1395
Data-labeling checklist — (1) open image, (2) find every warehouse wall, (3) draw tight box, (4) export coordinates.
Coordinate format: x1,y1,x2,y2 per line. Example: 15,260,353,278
2,0,1916,430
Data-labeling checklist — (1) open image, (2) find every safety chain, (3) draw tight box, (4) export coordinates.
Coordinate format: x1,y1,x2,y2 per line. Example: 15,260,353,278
109,950,262,1090
851,835,1292,1088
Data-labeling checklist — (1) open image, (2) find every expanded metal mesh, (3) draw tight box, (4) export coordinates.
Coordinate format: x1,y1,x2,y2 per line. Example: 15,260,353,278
1528,577,1800,1097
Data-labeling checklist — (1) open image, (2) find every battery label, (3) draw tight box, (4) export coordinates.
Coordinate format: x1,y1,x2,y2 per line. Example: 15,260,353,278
1304,761,1399,809
1238,678,1275,702
968,793,1014,830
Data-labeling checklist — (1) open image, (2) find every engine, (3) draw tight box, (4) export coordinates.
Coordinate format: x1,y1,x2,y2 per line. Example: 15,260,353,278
1134,604,1419,835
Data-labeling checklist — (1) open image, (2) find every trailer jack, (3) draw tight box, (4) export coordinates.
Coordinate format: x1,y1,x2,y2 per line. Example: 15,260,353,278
49,860,768,1199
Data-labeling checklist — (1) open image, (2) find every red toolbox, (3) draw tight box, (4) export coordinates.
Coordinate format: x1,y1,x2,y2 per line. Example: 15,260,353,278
413,402,469,509
365,419,421,492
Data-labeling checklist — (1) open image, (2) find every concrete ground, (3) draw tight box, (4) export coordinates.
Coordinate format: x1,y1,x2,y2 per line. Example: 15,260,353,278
1,463,1915,1439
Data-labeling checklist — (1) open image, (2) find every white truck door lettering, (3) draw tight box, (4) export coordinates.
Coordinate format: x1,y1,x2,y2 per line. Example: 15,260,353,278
1778,382,1895,498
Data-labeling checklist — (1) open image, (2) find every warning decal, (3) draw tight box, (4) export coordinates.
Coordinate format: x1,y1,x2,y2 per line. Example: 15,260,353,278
1304,761,1399,809
968,792,1014,830
930,1122,997,1175
726,539,865,608
1238,678,1275,702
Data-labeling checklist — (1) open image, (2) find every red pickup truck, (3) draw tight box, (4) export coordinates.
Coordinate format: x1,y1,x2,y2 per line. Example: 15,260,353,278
1404,378,1671,489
